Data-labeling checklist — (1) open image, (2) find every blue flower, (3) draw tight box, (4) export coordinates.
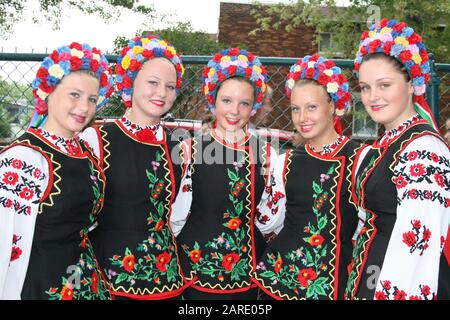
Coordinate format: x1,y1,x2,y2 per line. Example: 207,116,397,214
421,63,430,74
401,27,414,37
59,60,71,75
41,57,54,69
387,20,397,28
412,76,424,86
153,47,164,57
46,75,59,86
391,44,405,56
32,78,41,89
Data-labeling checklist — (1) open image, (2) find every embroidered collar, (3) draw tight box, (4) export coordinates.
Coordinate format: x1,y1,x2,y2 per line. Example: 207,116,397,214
309,135,346,156
119,116,162,143
35,128,81,156
375,114,420,148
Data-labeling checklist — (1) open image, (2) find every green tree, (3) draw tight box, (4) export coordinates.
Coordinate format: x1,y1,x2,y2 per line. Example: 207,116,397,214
0,0,155,38
0,77,33,139
250,0,450,62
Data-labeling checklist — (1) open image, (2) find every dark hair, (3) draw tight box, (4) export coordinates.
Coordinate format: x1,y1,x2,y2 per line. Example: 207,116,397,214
294,79,332,103
361,52,410,82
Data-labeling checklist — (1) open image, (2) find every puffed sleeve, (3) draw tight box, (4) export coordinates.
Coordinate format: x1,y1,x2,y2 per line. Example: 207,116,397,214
79,126,102,162
374,135,450,300
0,145,50,299
255,151,288,236
170,139,193,237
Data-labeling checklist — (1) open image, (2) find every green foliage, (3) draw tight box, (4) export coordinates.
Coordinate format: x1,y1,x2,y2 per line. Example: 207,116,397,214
250,0,450,62
0,77,33,139
0,0,156,39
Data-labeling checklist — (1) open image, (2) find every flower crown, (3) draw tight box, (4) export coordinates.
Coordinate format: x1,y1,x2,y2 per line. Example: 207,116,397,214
31,42,114,120
354,18,430,96
201,48,268,110
285,54,351,116
115,34,184,108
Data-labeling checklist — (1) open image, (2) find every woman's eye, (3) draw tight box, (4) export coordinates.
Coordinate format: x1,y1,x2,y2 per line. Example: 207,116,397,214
167,85,176,91
148,81,158,86
380,83,391,89
222,98,230,104
89,97,98,104
360,85,369,92
291,106,299,113
70,92,80,98
308,105,317,111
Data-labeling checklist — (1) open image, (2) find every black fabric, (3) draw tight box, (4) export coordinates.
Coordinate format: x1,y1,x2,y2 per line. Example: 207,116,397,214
89,122,185,299
16,131,109,300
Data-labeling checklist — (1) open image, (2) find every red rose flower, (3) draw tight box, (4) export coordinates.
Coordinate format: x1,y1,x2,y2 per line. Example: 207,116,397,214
409,65,422,78
369,39,381,53
91,271,99,294
207,95,214,105
317,73,330,85
229,48,240,56
156,252,171,272
122,76,132,88
69,42,82,50
308,234,325,246
399,50,412,63
129,59,142,73
274,257,283,273
222,252,240,271
228,65,238,76
90,59,99,72
135,128,156,143
60,285,74,300
70,56,83,71
189,249,202,263
408,33,422,44
218,72,226,83
37,67,49,80
305,68,315,79
142,49,154,59
394,175,408,189
402,231,416,247
409,163,426,177
324,60,335,69
244,67,252,78
155,220,165,232
3,172,19,185
164,50,174,59
10,246,22,261
213,53,222,63
228,218,242,230
122,254,135,273
297,268,317,288
19,187,34,201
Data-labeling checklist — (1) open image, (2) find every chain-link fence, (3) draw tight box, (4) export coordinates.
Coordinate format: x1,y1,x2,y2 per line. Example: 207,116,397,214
1,53,449,148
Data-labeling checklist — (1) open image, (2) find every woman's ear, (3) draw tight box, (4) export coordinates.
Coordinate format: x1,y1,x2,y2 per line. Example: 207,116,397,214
408,81,415,95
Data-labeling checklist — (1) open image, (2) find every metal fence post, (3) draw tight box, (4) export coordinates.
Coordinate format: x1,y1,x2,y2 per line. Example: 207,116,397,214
426,53,441,125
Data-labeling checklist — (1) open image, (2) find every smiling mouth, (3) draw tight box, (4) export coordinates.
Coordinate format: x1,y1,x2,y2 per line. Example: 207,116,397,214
151,100,165,107
299,125,313,133
225,118,240,125
370,105,386,112
71,114,86,124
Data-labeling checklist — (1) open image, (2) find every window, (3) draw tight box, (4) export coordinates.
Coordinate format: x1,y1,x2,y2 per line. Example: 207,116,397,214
351,99,378,139
318,32,342,56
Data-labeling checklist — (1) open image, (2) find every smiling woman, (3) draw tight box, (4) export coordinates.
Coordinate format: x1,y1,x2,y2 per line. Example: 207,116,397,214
0,42,114,300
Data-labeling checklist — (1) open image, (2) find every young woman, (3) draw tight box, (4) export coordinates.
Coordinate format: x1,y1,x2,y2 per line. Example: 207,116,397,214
0,42,114,299
170,48,276,299
253,54,363,300
80,35,191,299
346,19,449,300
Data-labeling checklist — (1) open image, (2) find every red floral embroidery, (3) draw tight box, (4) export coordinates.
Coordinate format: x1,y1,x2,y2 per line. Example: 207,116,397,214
156,251,171,272
227,218,242,230
91,271,99,294
10,246,22,261
402,220,431,255
297,268,317,288
2,171,19,185
308,234,325,246
60,285,74,300
122,254,135,273
409,163,426,177
135,128,157,143
394,175,408,189
222,252,240,271
19,187,34,201
33,168,42,179
189,249,202,263
434,173,445,187
274,257,283,273
407,151,418,161
12,159,23,169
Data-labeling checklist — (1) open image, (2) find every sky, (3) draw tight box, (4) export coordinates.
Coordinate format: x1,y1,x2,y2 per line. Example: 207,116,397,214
1,0,293,53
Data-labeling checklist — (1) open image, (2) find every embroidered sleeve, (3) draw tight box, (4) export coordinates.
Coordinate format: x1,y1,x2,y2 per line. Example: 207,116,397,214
375,135,450,300
255,151,287,236
79,126,102,160
169,140,192,237
0,145,50,299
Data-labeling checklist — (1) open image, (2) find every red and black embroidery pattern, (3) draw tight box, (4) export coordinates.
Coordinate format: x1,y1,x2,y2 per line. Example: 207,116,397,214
0,157,46,215
402,220,431,255
375,280,435,300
